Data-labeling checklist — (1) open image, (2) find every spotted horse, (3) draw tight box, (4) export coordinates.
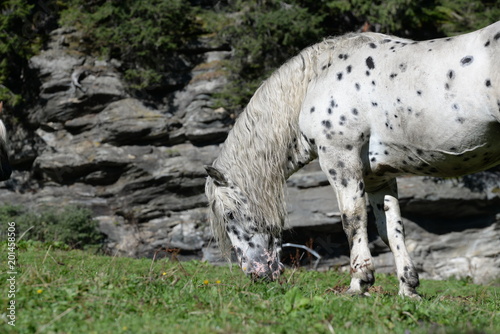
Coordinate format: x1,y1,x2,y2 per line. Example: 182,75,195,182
205,21,500,298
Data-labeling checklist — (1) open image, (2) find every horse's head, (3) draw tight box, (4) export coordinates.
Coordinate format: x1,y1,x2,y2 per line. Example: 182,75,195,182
205,165,284,281
0,102,11,181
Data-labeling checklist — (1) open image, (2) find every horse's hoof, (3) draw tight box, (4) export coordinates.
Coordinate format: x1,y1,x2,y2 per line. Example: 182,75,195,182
399,288,422,300
346,287,371,297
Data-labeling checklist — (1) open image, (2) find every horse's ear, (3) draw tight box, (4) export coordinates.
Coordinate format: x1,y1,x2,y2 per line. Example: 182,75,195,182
204,165,228,187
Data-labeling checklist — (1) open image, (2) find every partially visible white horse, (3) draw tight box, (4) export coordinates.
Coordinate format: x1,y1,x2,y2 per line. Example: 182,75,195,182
0,102,11,181
205,22,500,298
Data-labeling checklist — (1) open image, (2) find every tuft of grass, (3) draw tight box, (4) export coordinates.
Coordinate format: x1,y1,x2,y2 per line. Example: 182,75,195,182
1,242,498,333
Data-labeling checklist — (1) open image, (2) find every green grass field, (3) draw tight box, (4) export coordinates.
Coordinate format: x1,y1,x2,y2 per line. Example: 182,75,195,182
1,241,499,333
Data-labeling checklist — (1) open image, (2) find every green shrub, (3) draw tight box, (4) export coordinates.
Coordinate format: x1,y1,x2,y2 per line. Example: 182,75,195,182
324,0,500,38
2,0,499,113
0,1,43,106
59,0,201,90
428,0,500,35
0,204,104,249
212,0,325,112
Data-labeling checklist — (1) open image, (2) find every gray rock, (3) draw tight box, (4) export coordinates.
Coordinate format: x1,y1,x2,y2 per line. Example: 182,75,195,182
67,98,182,145
28,30,127,125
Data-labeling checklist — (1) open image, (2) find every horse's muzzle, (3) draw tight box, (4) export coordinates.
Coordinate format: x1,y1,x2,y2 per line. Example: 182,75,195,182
245,258,285,282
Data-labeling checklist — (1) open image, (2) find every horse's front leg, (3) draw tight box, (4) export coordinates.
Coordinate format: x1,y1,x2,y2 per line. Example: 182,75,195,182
319,152,374,295
367,180,420,299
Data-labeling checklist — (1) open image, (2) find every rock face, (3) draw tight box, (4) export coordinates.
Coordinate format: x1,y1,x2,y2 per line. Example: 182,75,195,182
3,27,229,258
2,28,499,284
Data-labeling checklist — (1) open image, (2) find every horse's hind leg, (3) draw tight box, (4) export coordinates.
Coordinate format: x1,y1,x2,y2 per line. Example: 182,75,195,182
319,152,374,295
367,180,420,299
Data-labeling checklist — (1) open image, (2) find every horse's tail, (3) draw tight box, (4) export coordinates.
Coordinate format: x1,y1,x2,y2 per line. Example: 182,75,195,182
0,102,12,181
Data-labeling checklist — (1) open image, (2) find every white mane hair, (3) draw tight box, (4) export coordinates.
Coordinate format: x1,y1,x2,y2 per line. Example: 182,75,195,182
206,32,398,250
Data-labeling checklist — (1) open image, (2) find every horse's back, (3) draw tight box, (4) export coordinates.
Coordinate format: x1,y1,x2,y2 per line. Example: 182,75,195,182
300,21,500,182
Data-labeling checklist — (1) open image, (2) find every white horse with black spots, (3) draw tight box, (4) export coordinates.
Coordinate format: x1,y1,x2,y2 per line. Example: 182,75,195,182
205,22,500,298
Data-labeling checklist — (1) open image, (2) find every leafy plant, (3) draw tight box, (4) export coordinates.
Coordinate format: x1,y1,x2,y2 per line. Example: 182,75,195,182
213,0,326,112
430,0,500,35
0,204,104,249
59,0,202,90
0,1,49,106
3,0,498,111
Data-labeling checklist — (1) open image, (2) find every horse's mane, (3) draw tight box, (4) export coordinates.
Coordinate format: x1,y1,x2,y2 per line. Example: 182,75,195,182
207,32,386,250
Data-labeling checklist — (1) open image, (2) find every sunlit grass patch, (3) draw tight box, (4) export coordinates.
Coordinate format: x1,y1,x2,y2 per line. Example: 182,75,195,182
1,241,498,333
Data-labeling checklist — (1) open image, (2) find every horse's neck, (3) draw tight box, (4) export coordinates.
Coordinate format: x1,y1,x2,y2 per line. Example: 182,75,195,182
227,52,318,179
283,133,316,178
215,50,322,226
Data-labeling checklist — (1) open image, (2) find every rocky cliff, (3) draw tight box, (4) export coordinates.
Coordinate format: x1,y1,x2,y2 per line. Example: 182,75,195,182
2,27,499,284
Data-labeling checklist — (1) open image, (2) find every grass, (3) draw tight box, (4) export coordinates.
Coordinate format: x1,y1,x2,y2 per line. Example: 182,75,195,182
1,242,499,333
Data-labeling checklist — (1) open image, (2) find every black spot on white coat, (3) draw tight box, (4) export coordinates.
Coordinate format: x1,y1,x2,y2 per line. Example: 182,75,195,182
460,56,474,66
366,56,375,70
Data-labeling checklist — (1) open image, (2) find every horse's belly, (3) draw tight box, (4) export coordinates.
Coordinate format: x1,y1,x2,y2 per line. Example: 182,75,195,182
368,121,500,178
